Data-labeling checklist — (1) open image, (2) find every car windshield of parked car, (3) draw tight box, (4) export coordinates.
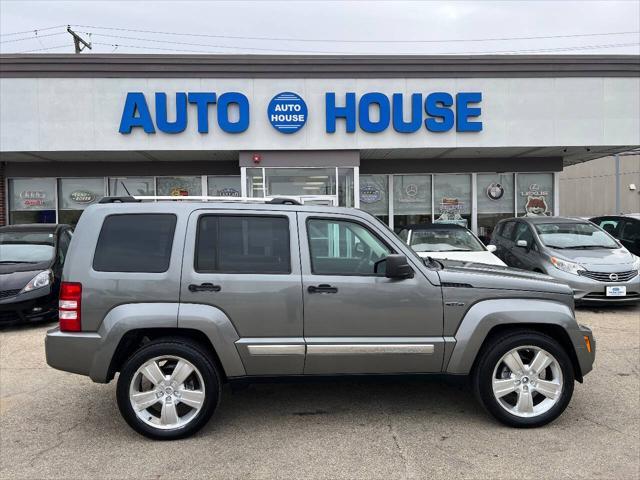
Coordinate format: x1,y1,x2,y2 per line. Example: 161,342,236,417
410,228,485,252
534,223,619,249
0,231,55,263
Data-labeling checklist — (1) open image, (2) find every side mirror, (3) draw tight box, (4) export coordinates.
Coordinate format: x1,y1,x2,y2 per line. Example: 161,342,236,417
486,244,497,253
516,239,529,249
383,254,414,279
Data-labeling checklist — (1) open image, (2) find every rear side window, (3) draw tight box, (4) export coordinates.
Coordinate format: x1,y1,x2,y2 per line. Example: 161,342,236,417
93,214,177,273
195,215,290,274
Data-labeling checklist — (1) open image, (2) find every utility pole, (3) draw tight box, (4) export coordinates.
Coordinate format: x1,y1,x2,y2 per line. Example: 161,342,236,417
66,26,92,53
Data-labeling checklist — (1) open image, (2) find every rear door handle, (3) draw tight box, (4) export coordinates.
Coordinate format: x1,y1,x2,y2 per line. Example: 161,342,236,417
308,284,338,294
188,283,221,292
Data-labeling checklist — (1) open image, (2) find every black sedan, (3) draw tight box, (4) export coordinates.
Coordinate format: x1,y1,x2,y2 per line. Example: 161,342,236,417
0,224,72,325
590,214,640,256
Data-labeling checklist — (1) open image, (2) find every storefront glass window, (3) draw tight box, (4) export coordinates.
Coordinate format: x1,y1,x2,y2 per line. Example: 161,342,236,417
359,174,389,224
338,168,355,207
108,177,155,197
8,178,57,224
58,178,105,225
393,175,432,231
207,176,241,197
157,176,202,197
477,173,515,243
265,168,336,197
433,174,471,228
246,168,264,197
516,173,554,217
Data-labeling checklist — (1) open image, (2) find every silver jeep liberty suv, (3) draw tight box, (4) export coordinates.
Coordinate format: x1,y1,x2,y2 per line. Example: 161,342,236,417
45,196,595,440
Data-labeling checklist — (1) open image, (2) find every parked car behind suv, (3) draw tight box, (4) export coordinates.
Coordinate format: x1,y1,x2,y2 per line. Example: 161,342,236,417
0,224,73,325
45,198,595,439
590,214,640,256
491,217,640,303
397,223,506,266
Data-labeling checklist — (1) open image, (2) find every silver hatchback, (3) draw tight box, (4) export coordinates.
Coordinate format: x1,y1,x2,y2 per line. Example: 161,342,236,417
491,217,640,304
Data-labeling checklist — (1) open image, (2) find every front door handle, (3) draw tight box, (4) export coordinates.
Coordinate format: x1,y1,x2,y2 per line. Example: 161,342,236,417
188,283,221,292
308,284,338,294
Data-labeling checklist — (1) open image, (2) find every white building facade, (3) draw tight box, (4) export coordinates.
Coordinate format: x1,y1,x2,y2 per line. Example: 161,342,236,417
1,54,639,239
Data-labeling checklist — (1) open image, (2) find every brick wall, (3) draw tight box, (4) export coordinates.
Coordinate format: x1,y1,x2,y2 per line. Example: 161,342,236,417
0,162,5,226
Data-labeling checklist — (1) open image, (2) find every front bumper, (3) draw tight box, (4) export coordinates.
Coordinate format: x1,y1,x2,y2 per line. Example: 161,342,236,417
0,287,57,324
547,269,640,303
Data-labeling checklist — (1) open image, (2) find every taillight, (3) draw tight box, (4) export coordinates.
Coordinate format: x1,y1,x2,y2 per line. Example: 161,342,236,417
59,282,82,332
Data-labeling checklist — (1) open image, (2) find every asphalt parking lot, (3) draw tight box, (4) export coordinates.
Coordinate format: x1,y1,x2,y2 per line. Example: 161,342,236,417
1,306,638,480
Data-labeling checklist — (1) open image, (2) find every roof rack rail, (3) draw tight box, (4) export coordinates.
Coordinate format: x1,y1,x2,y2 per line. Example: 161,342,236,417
98,196,141,203
99,195,302,205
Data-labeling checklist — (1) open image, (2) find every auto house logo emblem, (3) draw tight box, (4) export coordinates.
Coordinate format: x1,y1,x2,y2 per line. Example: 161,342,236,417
609,273,619,282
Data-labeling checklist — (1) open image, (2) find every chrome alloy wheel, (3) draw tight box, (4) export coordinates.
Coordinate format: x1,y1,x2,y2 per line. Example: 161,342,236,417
129,355,206,430
491,346,563,418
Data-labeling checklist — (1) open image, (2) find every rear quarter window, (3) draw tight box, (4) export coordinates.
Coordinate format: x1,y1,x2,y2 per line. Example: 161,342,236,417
93,214,177,273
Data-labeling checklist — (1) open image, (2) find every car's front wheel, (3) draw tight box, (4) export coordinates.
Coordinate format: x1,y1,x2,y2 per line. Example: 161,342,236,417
116,340,221,440
473,331,574,427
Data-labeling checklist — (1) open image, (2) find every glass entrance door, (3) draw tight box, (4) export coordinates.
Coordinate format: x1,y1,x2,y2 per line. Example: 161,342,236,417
244,167,355,207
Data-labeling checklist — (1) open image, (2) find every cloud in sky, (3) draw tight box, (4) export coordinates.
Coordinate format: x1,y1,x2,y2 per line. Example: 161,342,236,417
1,0,639,55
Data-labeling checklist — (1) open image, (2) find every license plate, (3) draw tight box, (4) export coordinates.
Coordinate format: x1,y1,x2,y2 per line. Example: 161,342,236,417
606,286,626,297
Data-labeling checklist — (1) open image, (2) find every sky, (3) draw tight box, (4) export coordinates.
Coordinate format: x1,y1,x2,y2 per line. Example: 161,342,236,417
1,0,639,55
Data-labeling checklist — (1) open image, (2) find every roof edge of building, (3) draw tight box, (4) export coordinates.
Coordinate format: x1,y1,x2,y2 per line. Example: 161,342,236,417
1,54,639,78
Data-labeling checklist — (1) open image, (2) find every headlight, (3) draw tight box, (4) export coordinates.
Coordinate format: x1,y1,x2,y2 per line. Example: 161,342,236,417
20,270,52,293
632,255,640,271
550,257,585,276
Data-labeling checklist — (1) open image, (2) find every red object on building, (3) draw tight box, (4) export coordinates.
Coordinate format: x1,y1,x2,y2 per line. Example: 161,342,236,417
252,153,262,164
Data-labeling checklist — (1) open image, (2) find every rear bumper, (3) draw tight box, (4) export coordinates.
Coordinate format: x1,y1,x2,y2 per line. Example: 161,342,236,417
570,324,596,379
45,327,102,379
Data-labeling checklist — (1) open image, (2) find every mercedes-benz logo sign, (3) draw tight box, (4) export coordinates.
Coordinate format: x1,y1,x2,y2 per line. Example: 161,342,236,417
486,183,505,201
609,273,619,282
405,184,418,197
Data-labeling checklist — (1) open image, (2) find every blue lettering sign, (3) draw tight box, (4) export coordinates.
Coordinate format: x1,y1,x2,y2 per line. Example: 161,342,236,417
326,92,356,133
425,92,454,132
187,92,217,133
155,92,188,134
119,92,155,134
268,92,307,134
456,92,483,132
218,92,250,134
392,93,422,133
359,92,390,133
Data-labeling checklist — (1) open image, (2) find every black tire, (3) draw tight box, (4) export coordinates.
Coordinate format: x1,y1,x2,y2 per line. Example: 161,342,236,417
116,340,221,440
473,331,574,428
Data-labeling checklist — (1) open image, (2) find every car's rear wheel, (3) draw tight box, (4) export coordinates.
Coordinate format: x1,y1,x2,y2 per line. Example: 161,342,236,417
473,331,574,427
116,340,221,440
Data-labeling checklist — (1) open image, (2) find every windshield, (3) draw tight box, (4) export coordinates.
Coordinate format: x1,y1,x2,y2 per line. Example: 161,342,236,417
410,228,485,253
0,231,55,263
534,222,619,249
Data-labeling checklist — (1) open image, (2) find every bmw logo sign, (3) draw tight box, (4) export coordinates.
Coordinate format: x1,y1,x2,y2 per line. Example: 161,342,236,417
486,183,505,201
267,92,308,134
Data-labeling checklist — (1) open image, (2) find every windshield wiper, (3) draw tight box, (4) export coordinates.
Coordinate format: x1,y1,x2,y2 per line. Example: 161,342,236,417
552,245,613,250
0,260,38,264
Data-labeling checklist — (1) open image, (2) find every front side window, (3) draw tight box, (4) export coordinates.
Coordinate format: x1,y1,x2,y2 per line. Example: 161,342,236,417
307,218,391,275
534,222,619,249
513,223,534,245
501,221,516,240
196,216,290,274
410,228,485,253
0,231,55,264
93,214,176,272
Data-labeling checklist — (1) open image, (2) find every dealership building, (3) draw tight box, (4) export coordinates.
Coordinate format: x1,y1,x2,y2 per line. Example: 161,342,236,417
1,54,639,238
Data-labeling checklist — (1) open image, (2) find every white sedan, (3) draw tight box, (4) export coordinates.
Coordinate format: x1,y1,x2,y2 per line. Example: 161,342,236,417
397,223,506,267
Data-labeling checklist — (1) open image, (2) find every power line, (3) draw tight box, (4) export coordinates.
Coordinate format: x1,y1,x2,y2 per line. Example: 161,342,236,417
0,25,67,37
0,31,67,44
73,24,640,44
88,40,640,56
